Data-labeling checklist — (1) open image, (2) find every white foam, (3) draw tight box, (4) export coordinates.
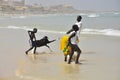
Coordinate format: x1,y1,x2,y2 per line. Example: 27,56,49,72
0,25,65,34
6,26,30,31
38,29,65,34
88,14,99,18
7,26,20,29
1,26,120,37
82,28,120,37
11,16,26,19
114,12,120,15
104,29,120,37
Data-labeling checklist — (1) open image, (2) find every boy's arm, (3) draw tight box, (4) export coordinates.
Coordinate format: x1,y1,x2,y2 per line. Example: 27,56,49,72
28,30,32,36
27,31,32,39
28,30,37,41
66,28,74,34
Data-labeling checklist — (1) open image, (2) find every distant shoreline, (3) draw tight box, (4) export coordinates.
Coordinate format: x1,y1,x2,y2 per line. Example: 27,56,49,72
0,11,119,17
0,0,119,17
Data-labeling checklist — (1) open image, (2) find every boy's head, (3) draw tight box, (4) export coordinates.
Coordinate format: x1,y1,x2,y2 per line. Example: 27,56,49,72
72,24,79,32
33,28,37,33
77,15,82,22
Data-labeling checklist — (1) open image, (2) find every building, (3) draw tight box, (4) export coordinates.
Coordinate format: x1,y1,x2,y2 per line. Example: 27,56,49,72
12,0,25,6
0,0,25,6
0,0,9,6
0,0,26,13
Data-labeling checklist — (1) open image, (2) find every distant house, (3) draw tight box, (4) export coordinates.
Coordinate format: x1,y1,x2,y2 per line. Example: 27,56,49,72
0,0,25,6
12,0,25,6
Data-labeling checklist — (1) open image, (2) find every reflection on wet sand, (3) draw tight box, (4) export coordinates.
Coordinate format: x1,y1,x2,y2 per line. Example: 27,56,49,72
15,53,83,80
61,63,80,74
27,53,48,63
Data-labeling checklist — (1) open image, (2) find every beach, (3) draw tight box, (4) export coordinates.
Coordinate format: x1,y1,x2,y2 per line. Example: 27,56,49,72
0,28,120,80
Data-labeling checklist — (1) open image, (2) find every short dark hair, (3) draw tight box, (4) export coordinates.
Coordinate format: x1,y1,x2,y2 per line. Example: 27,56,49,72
33,28,37,33
72,24,79,31
77,15,82,22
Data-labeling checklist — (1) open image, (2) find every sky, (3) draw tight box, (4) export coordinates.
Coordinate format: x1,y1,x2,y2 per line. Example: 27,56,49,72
24,0,120,11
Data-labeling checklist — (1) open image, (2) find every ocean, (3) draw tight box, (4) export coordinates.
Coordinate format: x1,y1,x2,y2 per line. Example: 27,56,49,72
0,12,120,37
0,12,120,80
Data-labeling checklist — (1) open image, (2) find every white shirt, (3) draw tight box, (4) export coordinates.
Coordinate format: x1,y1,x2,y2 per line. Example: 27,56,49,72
75,21,82,43
70,32,79,45
69,21,82,45
75,21,82,38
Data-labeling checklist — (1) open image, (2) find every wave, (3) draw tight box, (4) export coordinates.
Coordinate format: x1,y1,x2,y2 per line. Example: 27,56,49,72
82,28,120,37
0,26,65,34
11,16,26,19
0,26,120,37
114,12,120,15
87,14,99,18
7,26,30,30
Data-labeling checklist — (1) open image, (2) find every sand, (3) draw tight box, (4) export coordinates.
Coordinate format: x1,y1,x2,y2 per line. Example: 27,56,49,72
0,28,120,80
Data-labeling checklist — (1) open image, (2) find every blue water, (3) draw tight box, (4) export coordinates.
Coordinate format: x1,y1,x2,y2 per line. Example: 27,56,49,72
0,12,120,36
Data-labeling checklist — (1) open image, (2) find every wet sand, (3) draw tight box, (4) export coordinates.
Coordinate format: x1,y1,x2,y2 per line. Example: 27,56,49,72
0,28,120,80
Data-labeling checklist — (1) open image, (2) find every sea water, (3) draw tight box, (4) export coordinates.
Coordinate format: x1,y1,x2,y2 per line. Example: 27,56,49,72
0,12,120,37
0,12,120,80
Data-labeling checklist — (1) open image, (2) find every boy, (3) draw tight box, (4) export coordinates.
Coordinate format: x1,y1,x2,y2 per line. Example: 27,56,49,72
26,28,37,54
68,24,81,64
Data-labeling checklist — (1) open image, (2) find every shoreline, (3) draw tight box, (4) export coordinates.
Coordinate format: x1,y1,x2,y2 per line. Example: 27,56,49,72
0,11,120,17
0,28,120,80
